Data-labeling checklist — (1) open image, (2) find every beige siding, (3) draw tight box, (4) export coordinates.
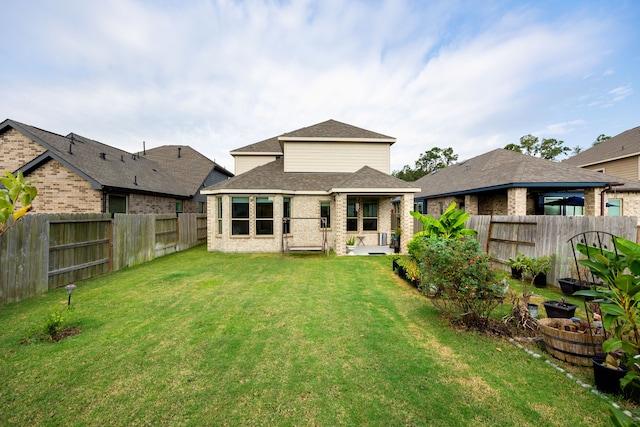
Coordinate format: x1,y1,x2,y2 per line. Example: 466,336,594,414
583,156,639,180
283,142,390,173
234,155,279,175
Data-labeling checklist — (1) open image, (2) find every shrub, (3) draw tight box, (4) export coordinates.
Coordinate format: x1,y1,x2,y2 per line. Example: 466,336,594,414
410,235,506,328
43,306,72,341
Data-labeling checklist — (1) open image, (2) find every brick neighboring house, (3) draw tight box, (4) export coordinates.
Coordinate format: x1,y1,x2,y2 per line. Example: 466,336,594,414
0,119,233,214
412,148,640,218
202,120,420,255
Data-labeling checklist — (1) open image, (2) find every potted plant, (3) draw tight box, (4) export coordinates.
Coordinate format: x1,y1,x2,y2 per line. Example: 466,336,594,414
558,264,596,296
524,254,556,288
506,252,527,280
346,236,356,255
542,297,578,319
574,236,640,397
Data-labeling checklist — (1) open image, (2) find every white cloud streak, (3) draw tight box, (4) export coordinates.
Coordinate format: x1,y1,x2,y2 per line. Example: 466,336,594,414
0,0,637,172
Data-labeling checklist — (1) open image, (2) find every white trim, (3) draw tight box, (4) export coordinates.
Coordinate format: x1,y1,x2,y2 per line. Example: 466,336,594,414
278,137,396,144
330,187,421,194
573,152,640,168
230,151,282,156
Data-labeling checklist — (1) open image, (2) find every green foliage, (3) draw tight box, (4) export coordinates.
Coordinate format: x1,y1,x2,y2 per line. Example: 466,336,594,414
609,407,638,427
574,237,640,392
506,252,528,271
504,134,571,161
410,235,506,328
410,202,477,239
346,236,355,246
392,146,458,181
38,306,72,341
0,171,38,237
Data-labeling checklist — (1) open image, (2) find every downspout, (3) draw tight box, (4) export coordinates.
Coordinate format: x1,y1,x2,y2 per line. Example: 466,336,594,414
102,189,107,213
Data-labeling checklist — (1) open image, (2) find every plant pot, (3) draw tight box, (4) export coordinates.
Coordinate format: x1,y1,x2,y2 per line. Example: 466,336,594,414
346,244,356,255
592,356,627,395
542,300,578,319
533,273,547,288
527,303,539,318
510,267,522,280
557,278,593,297
538,318,605,366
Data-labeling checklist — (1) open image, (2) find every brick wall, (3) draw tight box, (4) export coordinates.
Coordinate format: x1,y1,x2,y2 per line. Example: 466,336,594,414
0,128,46,172
27,159,102,213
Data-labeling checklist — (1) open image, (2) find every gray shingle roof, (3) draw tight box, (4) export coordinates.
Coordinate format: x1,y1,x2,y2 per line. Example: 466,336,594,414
202,158,418,194
3,119,205,197
230,119,394,154
563,126,640,167
141,145,232,195
414,148,635,198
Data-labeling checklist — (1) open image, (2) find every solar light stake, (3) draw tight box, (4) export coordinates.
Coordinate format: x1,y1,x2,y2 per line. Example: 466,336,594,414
65,284,76,307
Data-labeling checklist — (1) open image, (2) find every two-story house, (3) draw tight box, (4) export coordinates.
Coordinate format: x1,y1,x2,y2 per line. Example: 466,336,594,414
0,119,233,214
202,120,420,255
563,126,640,217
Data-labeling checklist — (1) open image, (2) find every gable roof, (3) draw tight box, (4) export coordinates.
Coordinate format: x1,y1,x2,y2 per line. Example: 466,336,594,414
201,158,419,195
141,145,233,195
563,126,640,167
230,119,395,155
414,148,633,199
2,119,200,198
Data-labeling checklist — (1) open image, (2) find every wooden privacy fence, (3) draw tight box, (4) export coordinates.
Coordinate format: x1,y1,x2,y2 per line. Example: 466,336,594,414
0,213,207,304
466,215,638,285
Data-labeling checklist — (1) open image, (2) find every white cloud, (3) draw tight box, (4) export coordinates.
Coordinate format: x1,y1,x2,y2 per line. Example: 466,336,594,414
1,0,637,173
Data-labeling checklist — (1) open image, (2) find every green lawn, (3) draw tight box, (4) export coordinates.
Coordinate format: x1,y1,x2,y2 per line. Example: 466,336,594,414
0,246,625,426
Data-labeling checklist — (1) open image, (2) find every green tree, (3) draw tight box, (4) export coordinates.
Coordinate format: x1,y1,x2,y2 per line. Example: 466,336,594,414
0,171,38,237
393,147,458,181
593,134,611,146
504,134,571,161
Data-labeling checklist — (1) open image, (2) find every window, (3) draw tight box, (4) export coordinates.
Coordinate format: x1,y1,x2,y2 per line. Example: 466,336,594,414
320,201,331,228
231,197,249,235
176,200,184,213
413,201,424,214
198,202,205,213
363,199,378,231
108,195,127,214
283,197,291,234
607,199,622,216
255,197,273,235
347,198,358,231
438,202,444,215
217,197,223,234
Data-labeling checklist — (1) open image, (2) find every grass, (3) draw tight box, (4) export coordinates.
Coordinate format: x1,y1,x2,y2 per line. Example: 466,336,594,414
0,246,627,426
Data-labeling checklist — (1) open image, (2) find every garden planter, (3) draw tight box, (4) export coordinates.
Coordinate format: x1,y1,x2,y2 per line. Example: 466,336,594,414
527,303,539,318
533,273,547,288
538,318,604,366
510,267,523,280
592,357,627,395
542,300,578,319
557,278,592,297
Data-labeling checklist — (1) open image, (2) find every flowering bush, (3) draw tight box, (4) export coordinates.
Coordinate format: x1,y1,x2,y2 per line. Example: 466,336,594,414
409,235,507,328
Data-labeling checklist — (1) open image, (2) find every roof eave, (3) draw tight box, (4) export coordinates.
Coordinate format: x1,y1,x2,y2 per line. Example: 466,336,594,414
417,181,620,199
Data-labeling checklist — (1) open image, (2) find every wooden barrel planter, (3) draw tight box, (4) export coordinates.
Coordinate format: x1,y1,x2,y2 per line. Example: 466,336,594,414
538,318,605,366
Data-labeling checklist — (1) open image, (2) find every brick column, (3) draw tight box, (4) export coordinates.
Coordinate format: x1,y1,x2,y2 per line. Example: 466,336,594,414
334,193,347,255
400,193,414,254
507,187,527,215
584,188,601,216
464,194,478,215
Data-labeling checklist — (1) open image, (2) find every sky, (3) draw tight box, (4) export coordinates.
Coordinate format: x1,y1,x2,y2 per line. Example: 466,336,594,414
1,0,639,174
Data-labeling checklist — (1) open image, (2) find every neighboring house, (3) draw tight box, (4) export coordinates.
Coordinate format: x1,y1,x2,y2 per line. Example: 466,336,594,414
413,148,640,218
202,119,420,255
0,119,233,214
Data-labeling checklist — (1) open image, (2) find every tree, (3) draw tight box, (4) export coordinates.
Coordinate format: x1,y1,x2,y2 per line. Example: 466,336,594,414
0,171,38,237
504,134,571,161
393,147,458,181
593,134,611,146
